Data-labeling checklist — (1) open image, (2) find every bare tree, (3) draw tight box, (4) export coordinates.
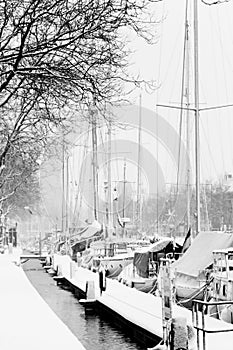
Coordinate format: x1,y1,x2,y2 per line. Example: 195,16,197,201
0,0,158,110
0,0,160,216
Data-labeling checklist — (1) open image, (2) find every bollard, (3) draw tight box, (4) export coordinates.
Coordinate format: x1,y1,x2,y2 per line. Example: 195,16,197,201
70,262,73,279
85,280,95,300
99,267,106,295
170,317,188,350
70,261,76,279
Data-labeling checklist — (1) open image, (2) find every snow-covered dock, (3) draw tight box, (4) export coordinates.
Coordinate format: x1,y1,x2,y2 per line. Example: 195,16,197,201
0,251,85,350
53,253,233,350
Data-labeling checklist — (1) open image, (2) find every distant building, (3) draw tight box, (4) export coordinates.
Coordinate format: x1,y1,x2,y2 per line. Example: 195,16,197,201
223,173,233,193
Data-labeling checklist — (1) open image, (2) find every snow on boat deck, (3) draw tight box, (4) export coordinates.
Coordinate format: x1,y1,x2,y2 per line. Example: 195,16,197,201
54,253,233,350
0,251,85,350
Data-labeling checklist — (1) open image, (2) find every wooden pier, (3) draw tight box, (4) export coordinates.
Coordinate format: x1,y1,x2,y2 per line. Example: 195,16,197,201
53,253,233,350
0,251,85,350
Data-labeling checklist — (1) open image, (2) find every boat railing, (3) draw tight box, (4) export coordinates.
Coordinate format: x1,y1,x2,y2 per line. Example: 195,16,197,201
192,299,233,350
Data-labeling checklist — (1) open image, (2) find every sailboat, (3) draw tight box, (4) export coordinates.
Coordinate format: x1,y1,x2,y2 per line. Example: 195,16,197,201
116,96,179,291
84,122,137,277
62,114,137,277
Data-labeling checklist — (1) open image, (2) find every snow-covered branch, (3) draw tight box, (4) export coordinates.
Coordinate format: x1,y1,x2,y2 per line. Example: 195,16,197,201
201,0,231,5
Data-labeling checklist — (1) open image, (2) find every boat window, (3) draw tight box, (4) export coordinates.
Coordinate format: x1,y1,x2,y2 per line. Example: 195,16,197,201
164,296,170,308
215,282,220,294
222,284,227,297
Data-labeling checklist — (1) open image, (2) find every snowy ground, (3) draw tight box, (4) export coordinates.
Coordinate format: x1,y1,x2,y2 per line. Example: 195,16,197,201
0,250,85,350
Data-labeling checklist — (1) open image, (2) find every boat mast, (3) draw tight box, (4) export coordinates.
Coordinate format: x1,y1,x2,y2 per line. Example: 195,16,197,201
194,0,201,235
136,94,142,234
65,153,69,252
185,1,191,231
107,120,112,237
91,110,98,221
61,130,65,237
122,159,127,238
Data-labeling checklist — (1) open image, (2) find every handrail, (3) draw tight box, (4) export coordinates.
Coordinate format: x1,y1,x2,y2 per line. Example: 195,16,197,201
193,299,233,306
192,299,233,350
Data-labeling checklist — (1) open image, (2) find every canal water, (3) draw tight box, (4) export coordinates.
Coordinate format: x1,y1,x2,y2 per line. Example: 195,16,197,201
22,259,145,350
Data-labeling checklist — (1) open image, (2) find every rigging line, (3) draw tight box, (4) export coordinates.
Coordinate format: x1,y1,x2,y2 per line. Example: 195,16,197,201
78,137,91,226
67,151,76,227
224,4,233,72
114,138,120,183
157,103,233,111
99,124,108,181
202,184,210,230
155,0,165,235
200,118,219,179
216,8,229,102
225,8,233,171
209,8,225,172
72,128,90,227
176,0,189,196
206,8,226,176
99,124,108,225
68,152,75,228
61,129,65,235
160,6,187,96
39,182,56,226
216,6,233,171
77,131,90,223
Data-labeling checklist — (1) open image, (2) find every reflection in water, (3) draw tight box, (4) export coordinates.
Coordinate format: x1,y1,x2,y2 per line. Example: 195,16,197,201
23,259,145,350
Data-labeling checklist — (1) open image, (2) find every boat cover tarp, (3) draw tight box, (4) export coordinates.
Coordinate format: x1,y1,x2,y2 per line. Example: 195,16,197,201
172,231,233,278
171,231,233,299
80,225,101,239
148,238,174,253
133,238,174,278
137,238,173,254
78,220,102,239
71,221,102,248
133,252,149,278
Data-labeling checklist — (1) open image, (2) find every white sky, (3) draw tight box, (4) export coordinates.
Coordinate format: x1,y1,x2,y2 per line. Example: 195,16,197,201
129,0,233,183
41,0,233,226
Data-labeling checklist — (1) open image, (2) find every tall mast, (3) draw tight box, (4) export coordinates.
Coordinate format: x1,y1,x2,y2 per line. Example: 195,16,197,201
194,0,201,235
107,121,112,237
136,94,142,233
122,159,127,238
65,153,69,251
91,110,98,221
185,1,191,231
61,130,65,236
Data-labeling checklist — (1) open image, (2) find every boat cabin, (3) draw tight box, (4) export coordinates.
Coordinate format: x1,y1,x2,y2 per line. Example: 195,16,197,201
212,248,233,301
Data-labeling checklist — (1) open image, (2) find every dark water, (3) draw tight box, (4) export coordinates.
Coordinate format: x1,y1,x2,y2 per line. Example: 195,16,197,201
22,259,145,350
